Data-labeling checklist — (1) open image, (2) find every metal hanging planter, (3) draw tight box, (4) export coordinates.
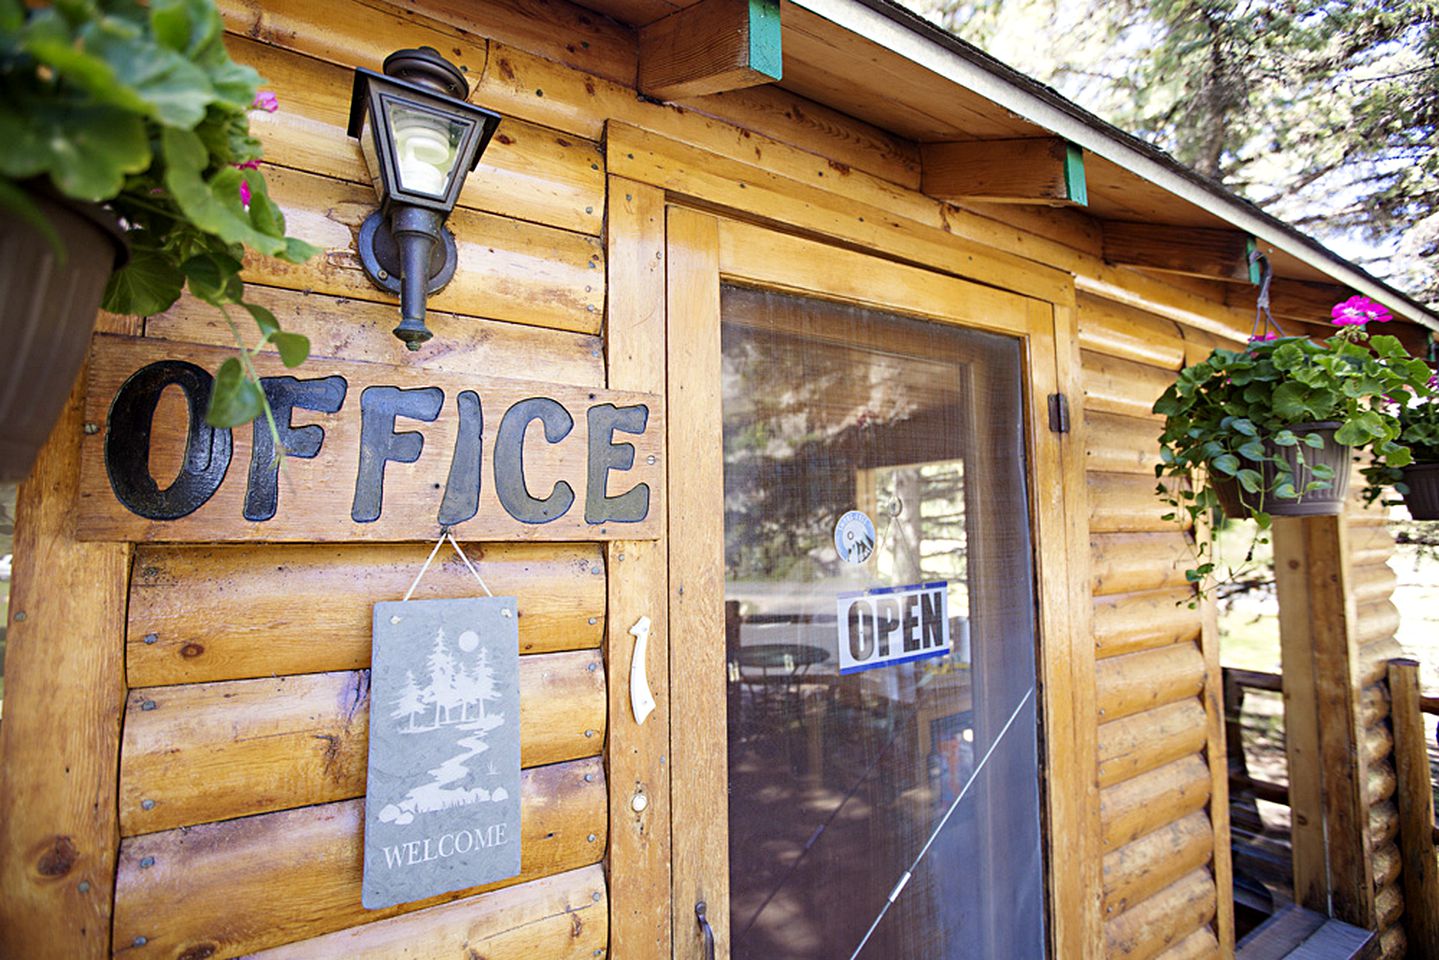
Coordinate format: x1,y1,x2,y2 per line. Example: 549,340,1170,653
1400,462,1439,520
0,185,127,482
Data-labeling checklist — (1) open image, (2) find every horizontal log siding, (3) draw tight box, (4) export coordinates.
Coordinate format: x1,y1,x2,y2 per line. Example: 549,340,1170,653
112,759,606,959
246,864,609,959
119,651,606,835
1080,294,1223,956
105,15,621,955
1346,498,1408,950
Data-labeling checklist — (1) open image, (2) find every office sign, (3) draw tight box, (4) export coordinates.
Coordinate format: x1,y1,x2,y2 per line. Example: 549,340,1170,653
364,596,521,908
77,335,662,541
836,581,951,674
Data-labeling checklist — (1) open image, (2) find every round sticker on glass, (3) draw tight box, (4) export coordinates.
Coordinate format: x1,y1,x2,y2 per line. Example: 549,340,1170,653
834,510,877,564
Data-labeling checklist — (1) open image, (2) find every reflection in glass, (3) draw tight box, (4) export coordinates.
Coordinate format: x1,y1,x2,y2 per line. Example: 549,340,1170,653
722,285,1046,959
385,99,469,197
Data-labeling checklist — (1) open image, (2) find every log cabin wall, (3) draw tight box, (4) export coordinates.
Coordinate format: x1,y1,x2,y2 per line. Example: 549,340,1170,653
1349,493,1408,958
1080,293,1232,960
3,0,1418,955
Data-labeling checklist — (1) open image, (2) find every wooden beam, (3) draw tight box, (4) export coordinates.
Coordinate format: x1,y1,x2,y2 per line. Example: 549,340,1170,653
920,137,1088,206
1242,278,1350,323
638,0,781,100
1103,221,1257,283
1388,659,1439,959
1273,516,1378,928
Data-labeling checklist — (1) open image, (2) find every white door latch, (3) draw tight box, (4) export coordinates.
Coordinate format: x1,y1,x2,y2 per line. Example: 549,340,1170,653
629,615,656,725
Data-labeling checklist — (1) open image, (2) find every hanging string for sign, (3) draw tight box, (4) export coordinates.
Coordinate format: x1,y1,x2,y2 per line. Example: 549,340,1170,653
872,490,924,578
401,526,495,604
846,685,1037,960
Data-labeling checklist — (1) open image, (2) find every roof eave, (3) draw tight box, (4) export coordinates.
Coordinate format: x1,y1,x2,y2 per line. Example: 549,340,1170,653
791,0,1439,333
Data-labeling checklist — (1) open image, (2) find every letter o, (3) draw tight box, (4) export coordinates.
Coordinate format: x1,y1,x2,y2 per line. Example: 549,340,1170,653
455,829,474,853
105,360,232,520
848,599,876,661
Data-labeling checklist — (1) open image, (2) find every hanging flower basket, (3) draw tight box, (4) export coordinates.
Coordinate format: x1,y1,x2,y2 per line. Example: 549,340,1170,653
1153,298,1433,591
0,0,320,482
1401,463,1439,520
1210,421,1354,519
0,187,126,481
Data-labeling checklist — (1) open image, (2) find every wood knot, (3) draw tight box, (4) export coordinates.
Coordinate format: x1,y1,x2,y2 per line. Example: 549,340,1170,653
180,643,205,658
178,944,218,960
36,836,78,877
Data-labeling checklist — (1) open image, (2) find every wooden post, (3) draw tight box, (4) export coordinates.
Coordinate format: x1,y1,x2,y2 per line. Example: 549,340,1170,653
605,177,673,958
1273,515,1378,927
1387,658,1439,958
0,322,133,958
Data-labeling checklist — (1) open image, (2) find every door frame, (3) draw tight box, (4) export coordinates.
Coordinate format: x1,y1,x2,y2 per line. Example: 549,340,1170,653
661,206,1100,959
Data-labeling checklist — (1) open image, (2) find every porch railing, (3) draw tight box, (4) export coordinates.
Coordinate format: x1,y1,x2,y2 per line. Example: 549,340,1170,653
1224,664,1439,918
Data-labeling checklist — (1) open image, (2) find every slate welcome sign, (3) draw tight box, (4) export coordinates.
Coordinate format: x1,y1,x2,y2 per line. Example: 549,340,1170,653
76,335,663,541
364,597,521,909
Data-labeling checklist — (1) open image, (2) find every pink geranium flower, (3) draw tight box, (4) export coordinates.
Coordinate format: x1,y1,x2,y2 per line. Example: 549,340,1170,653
252,91,279,113
239,178,252,210
1249,331,1278,343
233,159,262,171
1330,296,1392,326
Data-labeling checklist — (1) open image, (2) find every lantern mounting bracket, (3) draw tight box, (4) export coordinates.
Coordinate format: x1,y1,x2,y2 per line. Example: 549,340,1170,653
357,209,457,298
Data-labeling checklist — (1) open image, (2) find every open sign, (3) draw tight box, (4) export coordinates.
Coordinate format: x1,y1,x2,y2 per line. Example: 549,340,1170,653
835,581,951,674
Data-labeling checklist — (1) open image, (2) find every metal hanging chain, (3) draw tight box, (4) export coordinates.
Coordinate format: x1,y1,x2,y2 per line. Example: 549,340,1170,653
402,526,494,602
846,685,1037,960
1248,250,1288,341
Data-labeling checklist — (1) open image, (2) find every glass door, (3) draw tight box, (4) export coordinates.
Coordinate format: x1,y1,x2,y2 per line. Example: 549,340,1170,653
721,284,1044,959
666,210,1087,960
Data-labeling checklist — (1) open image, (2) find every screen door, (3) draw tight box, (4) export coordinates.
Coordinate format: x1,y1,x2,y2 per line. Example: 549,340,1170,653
666,211,1079,960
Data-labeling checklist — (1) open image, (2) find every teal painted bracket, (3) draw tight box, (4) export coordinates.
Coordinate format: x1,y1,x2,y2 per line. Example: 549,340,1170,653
1063,143,1088,206
748,0,783,81
1245,237,1261,284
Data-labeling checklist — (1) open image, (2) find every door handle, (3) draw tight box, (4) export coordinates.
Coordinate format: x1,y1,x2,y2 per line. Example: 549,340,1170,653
629,615,656,725
696,900,716,960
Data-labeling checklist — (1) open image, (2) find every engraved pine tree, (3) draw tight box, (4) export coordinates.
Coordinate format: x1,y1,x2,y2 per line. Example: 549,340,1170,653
425,629,460,726
391,670,426,731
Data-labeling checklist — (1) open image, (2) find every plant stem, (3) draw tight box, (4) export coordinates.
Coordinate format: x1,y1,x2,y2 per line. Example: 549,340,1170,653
218,303,288,477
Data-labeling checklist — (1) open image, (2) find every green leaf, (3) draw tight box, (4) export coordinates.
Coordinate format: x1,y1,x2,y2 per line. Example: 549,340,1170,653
1271,429,1298,447
281,235,322,264
0,0,23,33
1212,453,1240,476
1238,439,1265,461
181,251,243,305
271,331,310,368
0,102,149,201
149,0,222,57
1237,468,1263,493
1272,381,1333,423
103,249,186,315
206,356,265,427
162,128,290,256
1303,432,1325,448
75,19,216,127
242,301,280,338
1231,418,1258,437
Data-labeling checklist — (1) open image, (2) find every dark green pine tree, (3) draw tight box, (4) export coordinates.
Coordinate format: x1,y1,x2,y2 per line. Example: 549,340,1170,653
916,0,1439,306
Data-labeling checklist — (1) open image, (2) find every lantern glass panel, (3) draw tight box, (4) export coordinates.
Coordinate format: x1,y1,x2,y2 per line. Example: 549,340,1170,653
384,99,473,198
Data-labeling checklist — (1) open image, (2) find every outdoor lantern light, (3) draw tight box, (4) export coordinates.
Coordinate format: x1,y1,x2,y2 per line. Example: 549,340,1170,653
348,47,501,349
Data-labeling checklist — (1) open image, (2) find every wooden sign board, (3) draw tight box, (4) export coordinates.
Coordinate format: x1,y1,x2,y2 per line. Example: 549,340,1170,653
364,596,522,909
78,335,663,541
